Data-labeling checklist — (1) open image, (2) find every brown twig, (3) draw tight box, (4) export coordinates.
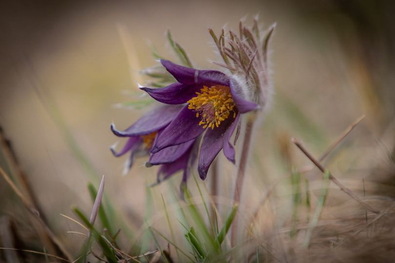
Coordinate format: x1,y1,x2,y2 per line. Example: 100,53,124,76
318,115,365,162
292,138,379,214
249,116,366,230
299,115,366,174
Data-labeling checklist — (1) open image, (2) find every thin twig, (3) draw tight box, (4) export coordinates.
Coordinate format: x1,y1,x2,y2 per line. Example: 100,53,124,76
0,167,27,204
299,115,366,174
319,115,365,162
292,138,379,214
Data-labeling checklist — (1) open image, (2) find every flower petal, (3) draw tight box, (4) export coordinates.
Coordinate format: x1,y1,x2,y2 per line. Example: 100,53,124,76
110,136,141,157
157,162,183,183
148,140,194,165
198,117,234,179
198,70,229,86
223,114,240,164
111,105,182,137
151,106,204,153
156,147,191,183
161,60,229,86
160,60,197,84
123,143,147,174
229,79,259,113
141,83,201,104
231,92,260,113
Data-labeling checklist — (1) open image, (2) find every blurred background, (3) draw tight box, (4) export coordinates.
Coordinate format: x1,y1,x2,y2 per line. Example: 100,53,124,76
1,0,395,259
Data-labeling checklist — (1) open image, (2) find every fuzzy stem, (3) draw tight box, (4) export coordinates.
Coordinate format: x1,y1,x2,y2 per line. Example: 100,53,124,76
231,118,255,247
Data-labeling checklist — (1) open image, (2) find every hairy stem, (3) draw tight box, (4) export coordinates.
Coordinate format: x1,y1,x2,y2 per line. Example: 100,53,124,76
231,118,255,246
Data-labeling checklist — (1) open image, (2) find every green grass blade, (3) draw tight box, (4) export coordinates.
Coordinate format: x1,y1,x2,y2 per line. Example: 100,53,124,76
140,186,155,255
303,170,331,247
145,226,167,263
167,31,193,67
150,227,195,261
290,171,302,237
216,205,238,246
73,208,118,263
161,194,181,260
184,189,220,253
185,227,206,261
114,99,154,110
192,175,218,236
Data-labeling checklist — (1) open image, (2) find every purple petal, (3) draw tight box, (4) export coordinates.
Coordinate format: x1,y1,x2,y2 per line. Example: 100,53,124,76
161,60,230,86
198,117,234,179
233,94,259,113
223,114,240,164
229,79,259,113
110,136,141,157
160,60,197,84
141,83,201,104
156,146,192,183
198,70,230,86
124,149,138,173
179,167,192,200
151,106,204,153
123,142,150,174
179,142,199,198
157,162,183,183
148,140,194,165
111,105,182,137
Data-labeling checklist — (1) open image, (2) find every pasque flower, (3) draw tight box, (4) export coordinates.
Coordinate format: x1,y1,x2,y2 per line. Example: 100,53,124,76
141,60,259,179
111,105,196,186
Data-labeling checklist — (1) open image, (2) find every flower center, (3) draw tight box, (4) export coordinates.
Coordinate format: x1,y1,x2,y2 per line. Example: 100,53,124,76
141,132,157,149
187,85,236,129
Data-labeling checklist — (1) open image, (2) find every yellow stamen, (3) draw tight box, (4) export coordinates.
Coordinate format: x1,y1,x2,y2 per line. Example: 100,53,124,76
141,132,157,149
187,85,236,129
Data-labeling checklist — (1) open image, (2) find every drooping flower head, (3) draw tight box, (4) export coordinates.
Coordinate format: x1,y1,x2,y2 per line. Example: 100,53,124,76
111,19,274,190
111,105,196,186
141,60,259,179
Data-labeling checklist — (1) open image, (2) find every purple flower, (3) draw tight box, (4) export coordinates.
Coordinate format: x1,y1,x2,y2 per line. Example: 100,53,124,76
141,60,259,179
111,105,196,186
